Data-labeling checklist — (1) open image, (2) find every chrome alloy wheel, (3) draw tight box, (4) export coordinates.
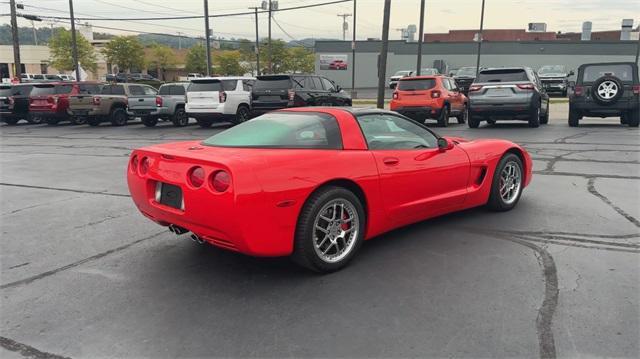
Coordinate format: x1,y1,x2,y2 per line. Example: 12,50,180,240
597,80,618,100
499,161,522,205
312,199,360,263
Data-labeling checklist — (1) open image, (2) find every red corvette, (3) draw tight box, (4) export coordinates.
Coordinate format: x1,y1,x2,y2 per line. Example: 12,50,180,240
127,107,532,272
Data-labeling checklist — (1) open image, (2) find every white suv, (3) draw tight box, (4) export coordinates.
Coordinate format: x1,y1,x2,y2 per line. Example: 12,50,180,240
185,77,255,127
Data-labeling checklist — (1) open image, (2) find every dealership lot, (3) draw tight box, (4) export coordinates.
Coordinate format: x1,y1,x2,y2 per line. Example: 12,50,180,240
0,103,638,358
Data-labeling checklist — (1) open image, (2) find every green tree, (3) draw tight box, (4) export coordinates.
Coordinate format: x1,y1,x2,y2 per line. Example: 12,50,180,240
148,44,177,81
185,43,207,74
258,39,288,73
238,39,256,74
102,36,145,73
48,28,97,73
215,51,244,76
283,46,314,74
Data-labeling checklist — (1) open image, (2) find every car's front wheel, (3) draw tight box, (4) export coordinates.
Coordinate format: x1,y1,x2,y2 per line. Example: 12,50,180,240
292,186,365,273
172,108,188,127
110,108,128,126
487,153,524,211
456,105,468,124
437,106,450,127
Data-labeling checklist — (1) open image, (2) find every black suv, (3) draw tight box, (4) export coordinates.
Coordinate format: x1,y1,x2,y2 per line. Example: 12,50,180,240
569,62,639,127
0,83,40,125
251,74,352,115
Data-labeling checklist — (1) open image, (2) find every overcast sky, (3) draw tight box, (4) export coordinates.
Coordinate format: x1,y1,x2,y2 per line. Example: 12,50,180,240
6,0,639,41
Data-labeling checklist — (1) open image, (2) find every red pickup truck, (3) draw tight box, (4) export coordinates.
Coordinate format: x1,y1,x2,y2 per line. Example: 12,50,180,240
29,82,102,125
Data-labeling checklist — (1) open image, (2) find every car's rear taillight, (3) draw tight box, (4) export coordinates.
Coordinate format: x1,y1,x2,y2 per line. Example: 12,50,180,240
469,84,483,92
392,92,398,100
516,83,535,90
219,91,227,103
431,90,441,98
92,96,101,106
156,95,163,107
139,157,150,175
288,89,295,101
188,166,205,188
47,95,58,104
574,86,584,96
211,170,231,192
633,85,640,95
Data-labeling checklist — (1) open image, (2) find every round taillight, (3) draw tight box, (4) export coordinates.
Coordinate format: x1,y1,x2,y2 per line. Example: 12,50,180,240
211,170,230,192
139,157,149,175
131,155,139,173
188,167,205,188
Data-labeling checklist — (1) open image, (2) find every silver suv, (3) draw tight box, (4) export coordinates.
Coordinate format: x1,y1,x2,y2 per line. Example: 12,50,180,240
468,67,550,128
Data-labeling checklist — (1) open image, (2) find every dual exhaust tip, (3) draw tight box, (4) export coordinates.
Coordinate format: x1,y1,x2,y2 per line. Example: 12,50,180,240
168,224,205,244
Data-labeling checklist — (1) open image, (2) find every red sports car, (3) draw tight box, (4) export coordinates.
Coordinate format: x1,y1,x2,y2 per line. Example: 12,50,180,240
329,60,348,70
127,108,532,272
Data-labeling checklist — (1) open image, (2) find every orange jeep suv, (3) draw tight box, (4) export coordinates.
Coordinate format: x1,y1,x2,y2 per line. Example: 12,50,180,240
390,75,469,127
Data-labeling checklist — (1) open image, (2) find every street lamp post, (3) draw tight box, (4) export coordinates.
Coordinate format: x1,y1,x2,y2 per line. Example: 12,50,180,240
376,0,392,109
416,0,425,75
475,0,486,78
69,0,80,81
351,0,357,98
9,0,21,79
204,0,212,76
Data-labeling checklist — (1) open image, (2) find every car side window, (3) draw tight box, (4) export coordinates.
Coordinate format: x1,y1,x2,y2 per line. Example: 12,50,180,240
312,77,324,91
171,85,186,95
143,86,157,95
221,80,238,91
242,80,254,92
112,85,125,95
129,85,144,96
357,114,439,150
292,76,305,89
321,78,335,92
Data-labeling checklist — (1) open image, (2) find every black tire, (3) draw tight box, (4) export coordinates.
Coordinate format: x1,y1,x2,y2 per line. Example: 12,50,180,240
233,104,250,125
528,105,540,128
46,117,60,126
87,117,101,126
437,105,450,127
540,103,549,125
487,119,496,125
568,106,580,127
141,116,158,127
620,113,627,125
197,118,213,128
172,107,188,127
562,89,568,97
28,114,42,124
69,116,86,125
292,186,366,273
3,118,19,125
456,105,468,124
487,153,525,211
110,107,128,126
468,115,480,128
627,108,639,127
592,76,624,105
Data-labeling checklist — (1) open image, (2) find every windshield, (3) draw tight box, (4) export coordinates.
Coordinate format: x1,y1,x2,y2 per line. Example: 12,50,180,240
393,71,412,77
254,76,292,90
397,78,436,91
456,67,477,77
0,87,12,96
202,112,342,149
476,69,528,83
582,64,634,83
188,80,222,92
539,65,567,74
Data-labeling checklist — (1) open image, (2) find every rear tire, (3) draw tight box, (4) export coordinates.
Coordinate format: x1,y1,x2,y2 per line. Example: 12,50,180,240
292,186,366,273
172,108,188,127
69,116,86,125
528,105,540,128
28,114,42,124
468,115,480,128
87,117,100,126
487,153,524,212
487,119,496,125
110,108,128,126
197,118,213,128
437,106,450,127
142,116,158,127
540,104,549,125
3,118,19,125
233,104,250,125
456,105,468,124
627,108,639,127
46,117,60,126
568,106,580,127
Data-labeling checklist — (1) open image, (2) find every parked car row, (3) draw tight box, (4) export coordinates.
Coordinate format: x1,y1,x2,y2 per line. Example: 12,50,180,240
0,74,352,128
19,73,76,83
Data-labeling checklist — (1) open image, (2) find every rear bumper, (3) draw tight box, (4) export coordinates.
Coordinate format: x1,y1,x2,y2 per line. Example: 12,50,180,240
186,103,230,115
128,108,155,117
392,106,442,119
469,96,535,118
29,109,67,118
571,97,639,115
69,107,101,117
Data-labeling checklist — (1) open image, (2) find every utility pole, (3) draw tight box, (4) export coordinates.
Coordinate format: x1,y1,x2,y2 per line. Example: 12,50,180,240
416,0,425,75
203,0,212,76
376,0,391,109
177,32,183,50
337,13,352,41
31,20,38,45
9,0,21,79
69,0,80,81
475,0,486,78
635,34,639,65
351,0,356,98
249,7,260,76
267,0,273,73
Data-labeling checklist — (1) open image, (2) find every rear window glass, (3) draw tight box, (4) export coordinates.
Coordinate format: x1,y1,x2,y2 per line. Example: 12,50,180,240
397,78,436,91
202,112,342,149
78,84,101,94
254,76,292,90
30,85,56,95
0,87,11,96
55,84,73,94
32,74,44,80
171,85,186,95
129,86,145,96
11,85,32,96
158,85,176,95
476,69,528,82
101,85,125,95
582,64,634,82
188,80,221,92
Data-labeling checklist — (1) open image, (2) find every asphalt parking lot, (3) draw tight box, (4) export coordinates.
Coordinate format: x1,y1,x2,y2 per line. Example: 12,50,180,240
1,102,638,358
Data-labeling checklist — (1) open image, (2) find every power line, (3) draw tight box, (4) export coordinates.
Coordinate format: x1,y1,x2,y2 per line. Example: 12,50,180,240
271,17,313,48
34,0,352,21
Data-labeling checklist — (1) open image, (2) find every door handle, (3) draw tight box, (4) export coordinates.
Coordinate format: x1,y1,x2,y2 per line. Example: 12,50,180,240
383,157,399,166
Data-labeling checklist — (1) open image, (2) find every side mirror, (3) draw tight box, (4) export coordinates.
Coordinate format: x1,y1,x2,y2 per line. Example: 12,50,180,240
568,70,575,77
437,137,453,152
335,85,341,92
